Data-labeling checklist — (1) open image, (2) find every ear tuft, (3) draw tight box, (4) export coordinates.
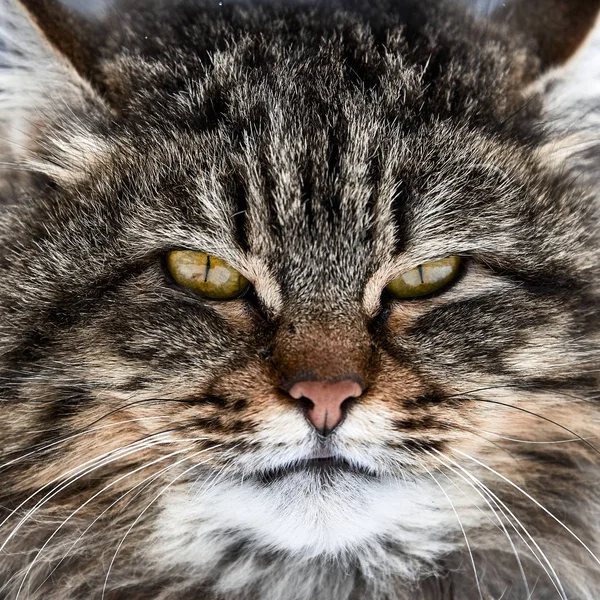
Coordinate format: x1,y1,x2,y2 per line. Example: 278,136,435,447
536,18,600,196
15,0,101,82
0,0,109,185
494,0,600,69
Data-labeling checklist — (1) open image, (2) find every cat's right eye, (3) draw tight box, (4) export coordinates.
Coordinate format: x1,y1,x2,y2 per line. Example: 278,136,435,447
166,251,250,300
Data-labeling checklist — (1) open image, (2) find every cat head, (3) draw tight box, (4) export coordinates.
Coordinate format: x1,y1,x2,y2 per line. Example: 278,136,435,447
0,1,599,598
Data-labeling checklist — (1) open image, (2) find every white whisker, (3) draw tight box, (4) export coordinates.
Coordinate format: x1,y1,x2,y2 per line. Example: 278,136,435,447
423,465,484,600
454,449,600,569
101,445,227,600
31,437,227,594
17,444,205,599
433,466,531,598
430,449,567,599
1,432,186,551
0,415,173,472
465,425,594,445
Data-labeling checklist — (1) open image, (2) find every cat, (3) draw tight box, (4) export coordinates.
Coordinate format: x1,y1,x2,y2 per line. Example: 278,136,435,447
0,0,599,598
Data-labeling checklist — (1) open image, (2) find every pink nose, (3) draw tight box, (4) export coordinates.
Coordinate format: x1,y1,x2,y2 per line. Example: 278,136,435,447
288,380,363,434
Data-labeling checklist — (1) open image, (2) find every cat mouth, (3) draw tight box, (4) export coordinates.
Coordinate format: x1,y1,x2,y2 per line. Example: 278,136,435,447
255,456,378,484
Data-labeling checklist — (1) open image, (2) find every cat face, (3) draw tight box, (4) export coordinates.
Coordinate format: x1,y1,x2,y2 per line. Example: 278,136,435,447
0,0,598,598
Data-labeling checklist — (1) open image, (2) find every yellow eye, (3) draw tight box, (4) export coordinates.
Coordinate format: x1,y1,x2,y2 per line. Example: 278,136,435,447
167,251,250,300
386,256,461,299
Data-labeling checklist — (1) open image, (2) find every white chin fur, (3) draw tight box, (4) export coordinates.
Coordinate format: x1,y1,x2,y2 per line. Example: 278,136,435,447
150,471,467,592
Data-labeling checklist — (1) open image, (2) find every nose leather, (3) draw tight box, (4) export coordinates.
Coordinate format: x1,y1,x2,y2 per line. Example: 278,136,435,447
288,379,363,434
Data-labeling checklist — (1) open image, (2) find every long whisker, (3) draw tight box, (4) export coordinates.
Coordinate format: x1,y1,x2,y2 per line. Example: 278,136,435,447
17,443,209,599
465,477,565,600
422,465,484,600
0,395,215,468
31,447,202,595
0,415,173,473
1,437,166,548
442,384,596,404
101,444,235,600
433,466,531,598
464,424,594,445
1,423,197,528
427,449,566,600
1,432,188,551
462,398,600,457
457,426,522,465
453,448,600,570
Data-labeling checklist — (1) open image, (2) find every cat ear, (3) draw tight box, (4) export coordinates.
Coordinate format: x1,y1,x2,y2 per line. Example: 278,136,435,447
508,1,600,194
13,0,101,83
493,0,600,69
0,0,110,184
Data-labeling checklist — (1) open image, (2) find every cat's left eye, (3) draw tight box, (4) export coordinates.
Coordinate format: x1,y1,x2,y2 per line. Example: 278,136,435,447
386,256,461,299
166,250,250,300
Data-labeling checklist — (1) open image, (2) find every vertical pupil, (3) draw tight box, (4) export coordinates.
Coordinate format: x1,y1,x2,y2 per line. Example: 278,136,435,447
204,255,211,282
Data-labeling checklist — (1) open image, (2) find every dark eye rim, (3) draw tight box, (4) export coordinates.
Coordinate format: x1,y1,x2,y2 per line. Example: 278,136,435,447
161,251,253,302
382,256,467,303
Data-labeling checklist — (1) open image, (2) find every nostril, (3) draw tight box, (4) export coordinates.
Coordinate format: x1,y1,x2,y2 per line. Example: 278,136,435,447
296,395,315,412
340,395,357,413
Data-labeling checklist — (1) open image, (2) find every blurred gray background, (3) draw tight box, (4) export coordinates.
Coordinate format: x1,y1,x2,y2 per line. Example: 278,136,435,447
63,0,505,18
64,0,108,15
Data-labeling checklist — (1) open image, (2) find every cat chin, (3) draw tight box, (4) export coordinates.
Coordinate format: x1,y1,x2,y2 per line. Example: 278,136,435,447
150,472,467,583
147,472,600,600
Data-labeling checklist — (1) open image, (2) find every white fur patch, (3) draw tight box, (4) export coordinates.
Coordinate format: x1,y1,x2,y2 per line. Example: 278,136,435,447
151,470,469,599
150,412,481,599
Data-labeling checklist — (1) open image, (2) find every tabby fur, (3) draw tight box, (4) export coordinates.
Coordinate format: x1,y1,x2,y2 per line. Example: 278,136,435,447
0,0,599,598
